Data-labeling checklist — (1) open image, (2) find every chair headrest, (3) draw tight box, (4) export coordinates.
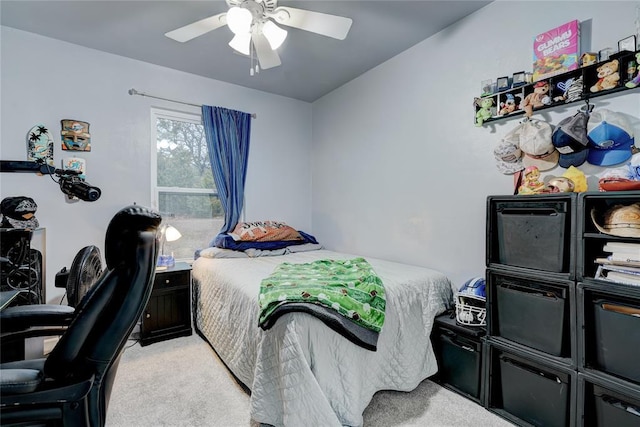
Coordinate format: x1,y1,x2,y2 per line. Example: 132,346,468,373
104,205,162,268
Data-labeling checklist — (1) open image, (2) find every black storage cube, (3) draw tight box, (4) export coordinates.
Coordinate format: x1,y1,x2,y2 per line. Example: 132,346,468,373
499,354,570,427
488,270,572,358
594,384,640,427
431,314,485,401
577,191,640,281
593,298,640,383
487,194,576,278
486,341,574,427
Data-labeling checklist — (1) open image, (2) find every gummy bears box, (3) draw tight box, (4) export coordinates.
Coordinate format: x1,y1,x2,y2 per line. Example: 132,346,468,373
533,20,580,82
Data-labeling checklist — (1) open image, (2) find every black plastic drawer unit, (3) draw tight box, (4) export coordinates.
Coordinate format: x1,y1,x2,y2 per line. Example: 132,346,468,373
488,270,572,358
487,194,576,278
593,298,640,383
437,330,482,399
594,384,640,427
431,313,485,403
500,354,570,427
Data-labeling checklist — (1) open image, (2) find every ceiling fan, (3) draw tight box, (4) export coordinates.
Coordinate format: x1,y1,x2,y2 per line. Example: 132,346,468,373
165,0,353,72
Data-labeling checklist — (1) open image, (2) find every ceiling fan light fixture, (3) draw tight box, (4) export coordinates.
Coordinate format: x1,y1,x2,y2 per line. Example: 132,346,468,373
229,33,251,55
227,6,253,35
262,20,287,50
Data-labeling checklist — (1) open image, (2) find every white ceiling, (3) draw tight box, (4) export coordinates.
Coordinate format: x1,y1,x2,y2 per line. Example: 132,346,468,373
1,0,491,102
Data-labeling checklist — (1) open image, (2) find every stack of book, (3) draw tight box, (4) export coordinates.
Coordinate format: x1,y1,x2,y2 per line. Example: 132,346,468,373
595,241,640,286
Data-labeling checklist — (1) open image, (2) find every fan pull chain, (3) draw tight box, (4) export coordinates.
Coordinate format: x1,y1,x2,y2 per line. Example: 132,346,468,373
250,41,254,76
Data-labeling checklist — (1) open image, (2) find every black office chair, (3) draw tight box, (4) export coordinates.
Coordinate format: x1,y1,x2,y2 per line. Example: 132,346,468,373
0,204,161,427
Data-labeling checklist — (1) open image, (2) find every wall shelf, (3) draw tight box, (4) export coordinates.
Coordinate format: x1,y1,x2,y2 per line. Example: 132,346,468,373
474,50,640,126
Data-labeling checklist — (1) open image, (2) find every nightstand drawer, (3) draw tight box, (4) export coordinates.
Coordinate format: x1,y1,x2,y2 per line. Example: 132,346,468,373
153,270,188,290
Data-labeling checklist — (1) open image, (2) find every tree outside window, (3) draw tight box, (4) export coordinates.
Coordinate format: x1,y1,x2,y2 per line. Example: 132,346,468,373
152,109,223,260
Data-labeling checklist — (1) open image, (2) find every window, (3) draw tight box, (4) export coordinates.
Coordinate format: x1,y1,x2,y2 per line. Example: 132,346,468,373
151,108,223,260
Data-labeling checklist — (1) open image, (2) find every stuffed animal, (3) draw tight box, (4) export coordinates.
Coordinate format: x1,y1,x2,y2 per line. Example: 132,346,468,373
521,81,551,117
498,93,520,116
474,97,495,126
626,53,640,88
590,59,620,92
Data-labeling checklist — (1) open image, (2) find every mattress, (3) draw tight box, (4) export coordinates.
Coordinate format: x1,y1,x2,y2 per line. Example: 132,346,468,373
192,249,453,426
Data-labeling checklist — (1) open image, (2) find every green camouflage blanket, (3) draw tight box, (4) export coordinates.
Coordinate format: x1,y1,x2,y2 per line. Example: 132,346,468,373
258,257,386,332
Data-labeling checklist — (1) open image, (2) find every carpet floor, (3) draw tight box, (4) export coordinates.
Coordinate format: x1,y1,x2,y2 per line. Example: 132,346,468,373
106,334,512,426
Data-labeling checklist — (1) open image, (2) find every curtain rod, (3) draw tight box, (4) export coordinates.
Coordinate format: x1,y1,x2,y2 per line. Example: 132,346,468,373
128,88,257,119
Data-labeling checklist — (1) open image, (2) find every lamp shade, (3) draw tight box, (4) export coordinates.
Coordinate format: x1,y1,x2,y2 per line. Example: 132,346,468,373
227,7,252,35
164,225,182,242
262,21,287,50
229,33,251,55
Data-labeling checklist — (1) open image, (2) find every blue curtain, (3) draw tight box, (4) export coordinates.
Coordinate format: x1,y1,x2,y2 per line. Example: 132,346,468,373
201,105,251,246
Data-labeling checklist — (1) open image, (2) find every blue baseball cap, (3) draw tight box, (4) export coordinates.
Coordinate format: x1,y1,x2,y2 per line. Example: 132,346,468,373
587,110,635,166
552,111,589,168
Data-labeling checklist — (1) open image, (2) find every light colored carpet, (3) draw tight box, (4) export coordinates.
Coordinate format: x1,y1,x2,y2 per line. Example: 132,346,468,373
106,334,512,427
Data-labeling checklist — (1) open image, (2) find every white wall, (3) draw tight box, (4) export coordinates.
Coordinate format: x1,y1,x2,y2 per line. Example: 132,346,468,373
312,1,640,288
0,26,312,303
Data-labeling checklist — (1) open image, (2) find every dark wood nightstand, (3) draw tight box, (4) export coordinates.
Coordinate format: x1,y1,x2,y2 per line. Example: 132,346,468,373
140,262,192,346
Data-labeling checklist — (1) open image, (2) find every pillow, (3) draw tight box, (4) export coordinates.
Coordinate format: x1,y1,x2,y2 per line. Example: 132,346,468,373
199,247,248,259
230,221,303,242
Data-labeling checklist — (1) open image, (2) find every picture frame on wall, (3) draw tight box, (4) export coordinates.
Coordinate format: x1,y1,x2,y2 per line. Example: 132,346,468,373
496,76,510,92
618,35,637,53
511,71,526,87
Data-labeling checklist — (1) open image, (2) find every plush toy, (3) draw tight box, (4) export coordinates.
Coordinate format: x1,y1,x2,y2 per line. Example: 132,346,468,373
498,93,520,116
521,81,551,117
626,53,640,89
590,59,620,92
474,97,495,126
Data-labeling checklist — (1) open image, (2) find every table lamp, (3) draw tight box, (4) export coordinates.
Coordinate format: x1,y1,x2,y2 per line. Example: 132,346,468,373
157,224,182,269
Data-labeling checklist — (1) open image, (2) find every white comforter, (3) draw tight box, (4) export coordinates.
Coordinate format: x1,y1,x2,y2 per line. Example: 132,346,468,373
192,250,452,427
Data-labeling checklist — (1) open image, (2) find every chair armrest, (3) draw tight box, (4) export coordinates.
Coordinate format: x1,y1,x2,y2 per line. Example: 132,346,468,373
0,368,43,394
1,305,75,332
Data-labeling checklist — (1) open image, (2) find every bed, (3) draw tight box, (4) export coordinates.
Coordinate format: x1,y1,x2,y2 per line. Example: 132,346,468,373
192,248,453,427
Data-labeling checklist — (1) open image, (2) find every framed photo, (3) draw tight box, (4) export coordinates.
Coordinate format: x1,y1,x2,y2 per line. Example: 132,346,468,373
511,71,526,87
496,76,510,92
618,35,637,53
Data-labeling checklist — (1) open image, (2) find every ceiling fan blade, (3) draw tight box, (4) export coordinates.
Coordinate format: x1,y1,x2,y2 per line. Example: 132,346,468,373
252,32,281,70
165,13,227,42
273,6,352,40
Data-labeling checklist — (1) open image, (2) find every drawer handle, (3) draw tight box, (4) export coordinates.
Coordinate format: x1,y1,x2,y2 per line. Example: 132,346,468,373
146,313,151,319
165,279,170,284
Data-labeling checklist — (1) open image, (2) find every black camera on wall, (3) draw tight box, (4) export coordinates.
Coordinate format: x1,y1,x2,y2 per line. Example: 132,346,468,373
56,170,101,202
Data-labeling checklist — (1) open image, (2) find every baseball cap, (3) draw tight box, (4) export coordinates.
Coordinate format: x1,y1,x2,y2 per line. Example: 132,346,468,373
520,119,559,171
552,111,589,168
494,126,524,175
587,109,635,166
590,203,640,238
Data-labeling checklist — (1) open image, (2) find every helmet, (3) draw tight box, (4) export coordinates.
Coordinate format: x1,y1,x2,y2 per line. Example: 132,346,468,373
455,277,487,327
